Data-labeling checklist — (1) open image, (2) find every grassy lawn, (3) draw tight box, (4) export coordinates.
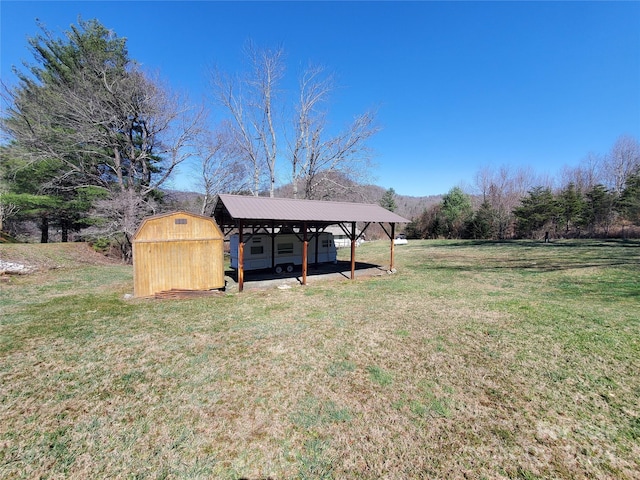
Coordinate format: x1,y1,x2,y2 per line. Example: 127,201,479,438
1,239,639,479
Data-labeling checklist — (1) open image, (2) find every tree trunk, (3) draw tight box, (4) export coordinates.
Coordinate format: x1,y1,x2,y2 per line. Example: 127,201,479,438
61,220,69,242
40,216,49,243
254,165,260,196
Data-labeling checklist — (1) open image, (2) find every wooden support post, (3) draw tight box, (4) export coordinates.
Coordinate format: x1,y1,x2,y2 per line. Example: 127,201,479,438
271,222,276,270
238,222,244,292
390,222,396,271
302,222,308,285
350,221,356,280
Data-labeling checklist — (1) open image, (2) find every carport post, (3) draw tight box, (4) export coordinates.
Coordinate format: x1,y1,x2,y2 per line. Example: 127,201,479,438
390,222,396,271
302,222,308,285
238,221,244,292
270,222,276,270
350,221,357,280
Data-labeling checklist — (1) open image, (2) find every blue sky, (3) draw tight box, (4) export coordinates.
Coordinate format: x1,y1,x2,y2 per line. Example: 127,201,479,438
2,1,639,197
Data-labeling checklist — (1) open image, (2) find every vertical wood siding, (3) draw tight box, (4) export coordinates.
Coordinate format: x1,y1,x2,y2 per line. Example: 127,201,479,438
133,212,225,297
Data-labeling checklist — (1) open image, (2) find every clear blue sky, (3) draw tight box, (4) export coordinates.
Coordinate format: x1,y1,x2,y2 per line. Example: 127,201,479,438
2,1,639,197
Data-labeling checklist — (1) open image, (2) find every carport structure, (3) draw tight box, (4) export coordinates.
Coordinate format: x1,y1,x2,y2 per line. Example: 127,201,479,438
213,194,410,292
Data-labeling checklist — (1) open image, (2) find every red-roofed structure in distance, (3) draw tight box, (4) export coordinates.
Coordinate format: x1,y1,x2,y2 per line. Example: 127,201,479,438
213,194,410,291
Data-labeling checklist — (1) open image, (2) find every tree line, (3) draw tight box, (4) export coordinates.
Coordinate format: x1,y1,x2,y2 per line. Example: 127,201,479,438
0,19,377,257
405,135,640,240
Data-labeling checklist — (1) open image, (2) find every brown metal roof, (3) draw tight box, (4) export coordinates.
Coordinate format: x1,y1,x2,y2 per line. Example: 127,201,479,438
214,194,410,227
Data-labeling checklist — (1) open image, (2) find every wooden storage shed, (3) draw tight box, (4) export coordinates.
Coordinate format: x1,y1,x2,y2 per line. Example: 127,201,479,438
132,211,225,297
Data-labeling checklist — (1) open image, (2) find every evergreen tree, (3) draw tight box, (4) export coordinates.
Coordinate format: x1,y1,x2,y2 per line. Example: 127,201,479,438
440,186,472,238
583,184,615,236
0,145,105,241
467,200,497,239
558,182,585,236
513,186,559,238
404,219,420,239
618,173,640,225
379,187,397,212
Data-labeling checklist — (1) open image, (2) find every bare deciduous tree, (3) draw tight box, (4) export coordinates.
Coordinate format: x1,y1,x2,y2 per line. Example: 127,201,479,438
473,164,537,238
0,194,19,232
46,66,204,256
302,111,378,200
560,152,603,194
290,65,332,199
290,64,379,200
602,135,640,194
196,122,249,215
210,43,284,197
210,46,379,200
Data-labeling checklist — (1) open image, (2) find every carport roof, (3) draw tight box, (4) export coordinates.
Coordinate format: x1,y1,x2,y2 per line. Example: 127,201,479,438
213,194,410,227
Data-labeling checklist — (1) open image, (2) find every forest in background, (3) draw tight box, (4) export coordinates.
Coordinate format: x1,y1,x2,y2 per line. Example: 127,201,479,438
407,134,640,241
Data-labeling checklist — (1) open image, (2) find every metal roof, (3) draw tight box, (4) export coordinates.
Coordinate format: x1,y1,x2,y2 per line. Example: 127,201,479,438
213,194,410,227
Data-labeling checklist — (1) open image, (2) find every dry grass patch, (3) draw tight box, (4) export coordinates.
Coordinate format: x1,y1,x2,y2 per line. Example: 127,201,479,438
1,239,639,478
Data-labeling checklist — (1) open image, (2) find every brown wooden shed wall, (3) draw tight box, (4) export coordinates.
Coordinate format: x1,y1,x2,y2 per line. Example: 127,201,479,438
133,212,225,297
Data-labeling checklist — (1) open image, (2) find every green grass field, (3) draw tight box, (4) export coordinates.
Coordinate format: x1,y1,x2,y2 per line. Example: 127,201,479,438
1,239,639,479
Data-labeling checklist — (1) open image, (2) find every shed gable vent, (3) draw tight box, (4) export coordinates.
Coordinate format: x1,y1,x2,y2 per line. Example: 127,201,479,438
175,218,188,225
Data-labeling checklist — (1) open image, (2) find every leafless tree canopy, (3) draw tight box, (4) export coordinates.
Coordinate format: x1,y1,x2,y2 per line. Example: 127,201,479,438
291,65,379,200
602,135,640,194
559,136,640,195
209,45,379,200
560,152,603,194
472,165,538,238
210,43,285,197
195,122,249,216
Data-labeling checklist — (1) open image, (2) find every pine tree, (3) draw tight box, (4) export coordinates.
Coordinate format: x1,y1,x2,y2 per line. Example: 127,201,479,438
618,173,640,225
379,187,397,212
441,186,472,238
558,182,585,236
513,186,559,238
583,184,615,236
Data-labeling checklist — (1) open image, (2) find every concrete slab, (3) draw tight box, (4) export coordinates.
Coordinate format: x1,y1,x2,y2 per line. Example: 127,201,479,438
224,260,391,291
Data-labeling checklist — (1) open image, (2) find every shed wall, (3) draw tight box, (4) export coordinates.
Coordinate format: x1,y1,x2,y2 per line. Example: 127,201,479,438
132,212,225,297
133,239,224,297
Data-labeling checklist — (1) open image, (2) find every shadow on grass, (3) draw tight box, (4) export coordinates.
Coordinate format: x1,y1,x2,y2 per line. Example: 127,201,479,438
225,260,385,286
